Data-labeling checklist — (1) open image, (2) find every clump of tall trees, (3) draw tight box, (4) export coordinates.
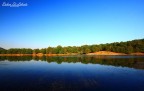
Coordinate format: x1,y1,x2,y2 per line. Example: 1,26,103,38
0,39,144,54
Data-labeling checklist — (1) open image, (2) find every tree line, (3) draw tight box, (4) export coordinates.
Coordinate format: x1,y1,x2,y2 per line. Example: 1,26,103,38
0,39,144,54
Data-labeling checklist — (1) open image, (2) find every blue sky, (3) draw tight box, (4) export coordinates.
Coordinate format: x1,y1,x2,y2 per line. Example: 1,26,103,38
0,0,144,49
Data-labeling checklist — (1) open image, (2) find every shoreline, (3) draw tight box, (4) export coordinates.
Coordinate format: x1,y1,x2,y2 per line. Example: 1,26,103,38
0,54,77,56
0,51,144,56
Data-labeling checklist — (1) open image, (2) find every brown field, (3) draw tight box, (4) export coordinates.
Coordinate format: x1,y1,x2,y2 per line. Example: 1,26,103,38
87,51,126,55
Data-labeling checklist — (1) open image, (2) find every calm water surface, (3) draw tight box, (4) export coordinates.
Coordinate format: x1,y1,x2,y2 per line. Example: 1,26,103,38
0,56,144,91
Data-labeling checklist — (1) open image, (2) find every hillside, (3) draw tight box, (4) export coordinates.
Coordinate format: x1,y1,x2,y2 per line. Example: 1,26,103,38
0,39,144,55
87,51,126,55
0,47,5,50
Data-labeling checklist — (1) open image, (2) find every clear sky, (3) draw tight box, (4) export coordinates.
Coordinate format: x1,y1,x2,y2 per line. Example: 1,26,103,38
0,0,144,49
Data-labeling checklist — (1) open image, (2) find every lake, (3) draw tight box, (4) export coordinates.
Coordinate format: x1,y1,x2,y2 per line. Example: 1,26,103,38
0,56,144,91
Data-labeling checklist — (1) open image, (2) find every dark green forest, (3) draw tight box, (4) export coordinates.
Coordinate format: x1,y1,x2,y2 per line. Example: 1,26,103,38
0,39,144,54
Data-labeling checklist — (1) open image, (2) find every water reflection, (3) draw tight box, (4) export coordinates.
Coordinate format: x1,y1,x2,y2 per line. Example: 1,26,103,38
0,56,144,91
0,56,144,69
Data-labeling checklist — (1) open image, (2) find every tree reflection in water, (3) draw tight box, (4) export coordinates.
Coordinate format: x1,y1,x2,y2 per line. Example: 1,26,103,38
0,56,144,69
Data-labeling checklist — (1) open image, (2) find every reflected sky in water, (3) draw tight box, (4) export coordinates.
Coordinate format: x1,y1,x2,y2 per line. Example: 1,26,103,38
0,56,144,91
